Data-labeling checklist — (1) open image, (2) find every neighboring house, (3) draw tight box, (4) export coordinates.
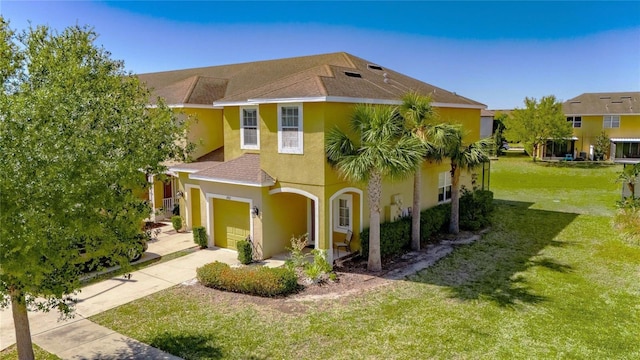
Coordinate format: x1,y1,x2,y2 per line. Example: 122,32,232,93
138,52,487,262
479,109,495,139
543,92,640,160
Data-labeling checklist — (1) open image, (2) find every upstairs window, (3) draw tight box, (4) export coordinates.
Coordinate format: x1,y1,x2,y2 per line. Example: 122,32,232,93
567,116,582,128
241,107,259,150
603,115,620,128
438,171,452,203
278,104,303,154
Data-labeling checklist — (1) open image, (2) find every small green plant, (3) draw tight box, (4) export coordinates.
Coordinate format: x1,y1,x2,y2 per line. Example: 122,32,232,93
303,249,333,283
171,215,183,232
285,233,310,270
237,239,253,264
459,188,494,231
197,261,298,297
284,235,335,283
614,198,640,246
594,130,610,161
192,226,207,248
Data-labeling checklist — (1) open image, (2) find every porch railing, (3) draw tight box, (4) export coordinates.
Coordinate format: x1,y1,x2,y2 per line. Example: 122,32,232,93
162,197,174,215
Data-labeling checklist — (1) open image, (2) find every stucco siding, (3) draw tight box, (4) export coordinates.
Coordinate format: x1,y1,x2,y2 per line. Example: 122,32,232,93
181,108,224,159
438,107,482,142
262,190,309,258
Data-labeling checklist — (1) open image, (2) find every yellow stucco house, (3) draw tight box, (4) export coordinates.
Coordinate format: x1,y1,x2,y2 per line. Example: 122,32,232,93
542,92,640,160
138,52,487,262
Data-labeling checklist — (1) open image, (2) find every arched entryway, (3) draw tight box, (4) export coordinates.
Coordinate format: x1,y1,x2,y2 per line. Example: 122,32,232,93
329,187,363,261
267,188,319,258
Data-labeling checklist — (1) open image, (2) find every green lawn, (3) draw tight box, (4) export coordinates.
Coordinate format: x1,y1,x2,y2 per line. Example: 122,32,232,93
0,345,61,360
91,155,640,359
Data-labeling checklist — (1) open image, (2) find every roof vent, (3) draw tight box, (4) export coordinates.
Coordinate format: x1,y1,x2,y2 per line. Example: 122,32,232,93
570,101,581,104
611,100,623,104
367,64,383,71
599,96,611,99
344,71,362,78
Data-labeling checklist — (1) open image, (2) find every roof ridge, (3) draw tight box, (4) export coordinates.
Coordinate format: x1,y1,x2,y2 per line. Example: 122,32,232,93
339,52,357,69
182,75,200,104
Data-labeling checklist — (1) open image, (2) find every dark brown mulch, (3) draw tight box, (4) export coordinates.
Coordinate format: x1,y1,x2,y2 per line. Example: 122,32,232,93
181,230,481,314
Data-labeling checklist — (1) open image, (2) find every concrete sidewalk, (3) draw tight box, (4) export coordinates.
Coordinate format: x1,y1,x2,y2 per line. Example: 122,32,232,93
0,225,285,358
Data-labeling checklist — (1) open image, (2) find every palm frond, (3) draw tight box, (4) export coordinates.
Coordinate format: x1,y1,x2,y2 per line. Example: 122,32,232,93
325,102,424,184
326,127,356,164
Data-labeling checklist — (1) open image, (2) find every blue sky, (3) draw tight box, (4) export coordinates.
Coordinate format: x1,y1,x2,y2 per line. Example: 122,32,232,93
2,1,639,109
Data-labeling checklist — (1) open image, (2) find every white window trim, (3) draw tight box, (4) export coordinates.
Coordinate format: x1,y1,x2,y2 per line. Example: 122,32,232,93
240,106,260,150
567,116,582,128
333,194,353,233
277,103,303,154
603,115,620,128
438,171,452,203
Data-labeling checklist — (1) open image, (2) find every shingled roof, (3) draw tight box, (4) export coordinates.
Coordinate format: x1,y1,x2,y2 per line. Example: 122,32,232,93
188,154,275,187
169,148,225,173
138,52,485,108
563,92,640,115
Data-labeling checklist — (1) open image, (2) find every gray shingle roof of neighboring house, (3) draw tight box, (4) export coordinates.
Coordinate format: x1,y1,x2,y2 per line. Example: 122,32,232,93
481,109,513,118
187,153,275,187
138,52,485,108
480,109,494,117
563,92,640,115
169,148,224,173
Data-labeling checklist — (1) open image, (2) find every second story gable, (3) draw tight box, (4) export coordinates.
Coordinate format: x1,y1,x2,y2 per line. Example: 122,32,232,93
563,92,640,137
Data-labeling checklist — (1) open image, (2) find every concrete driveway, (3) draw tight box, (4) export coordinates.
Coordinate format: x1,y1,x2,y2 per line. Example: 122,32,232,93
0,225,284,358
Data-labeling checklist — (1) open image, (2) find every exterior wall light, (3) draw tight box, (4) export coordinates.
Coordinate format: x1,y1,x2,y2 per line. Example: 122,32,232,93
252,206,259,217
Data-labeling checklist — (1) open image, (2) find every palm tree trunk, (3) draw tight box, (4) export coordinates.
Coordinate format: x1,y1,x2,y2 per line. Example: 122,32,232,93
367,170,382,272
411,169,421,251
11,287,35,360
449,165,460,234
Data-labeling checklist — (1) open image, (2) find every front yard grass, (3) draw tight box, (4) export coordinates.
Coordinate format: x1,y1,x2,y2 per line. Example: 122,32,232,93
91,155,639,359
0,344,60,360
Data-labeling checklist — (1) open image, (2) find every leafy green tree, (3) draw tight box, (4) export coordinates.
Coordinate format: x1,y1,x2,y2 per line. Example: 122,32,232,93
400,92,438,251
594,130,610,161
493,112,508,156
326,104,424,271
439,125,492,234
0,21,189,359
504,95,572,161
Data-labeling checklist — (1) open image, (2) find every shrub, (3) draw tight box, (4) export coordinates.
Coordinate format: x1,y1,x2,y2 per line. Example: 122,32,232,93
285,233,310,270
420,203,451,241
197,261,298,297
237,239,252,264
360,203,451,260
459,188,494,231
171,216,183,232
284,234,335,283
360,217,411,260
303,249,333,283
614,198,640,246
192,226,207,248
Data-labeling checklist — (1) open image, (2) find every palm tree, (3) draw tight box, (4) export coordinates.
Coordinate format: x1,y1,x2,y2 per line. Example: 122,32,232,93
400,92,437,251
326,103,425,271
441,125,491,234
618,163,640,199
